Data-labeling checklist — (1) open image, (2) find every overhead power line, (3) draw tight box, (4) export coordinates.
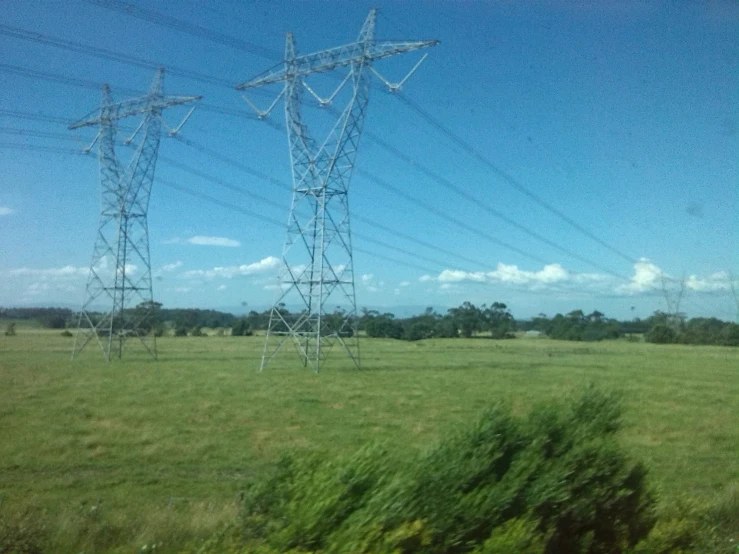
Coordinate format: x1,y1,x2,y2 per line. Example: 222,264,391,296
0,108,72,125
0,24,240,89
84,0,282,61
394,92,638,265
357,167,550,266
362,128,625,279
155,178,439,274
0,141,84,155
0,62,264,123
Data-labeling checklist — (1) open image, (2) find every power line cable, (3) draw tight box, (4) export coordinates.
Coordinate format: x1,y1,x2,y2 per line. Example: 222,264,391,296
0,62,264,122
0,108,72,125
154,178,439,274
393,91,638,265
84,0,282,61
356,167,550,266
0,24,235,88
361,127,626,279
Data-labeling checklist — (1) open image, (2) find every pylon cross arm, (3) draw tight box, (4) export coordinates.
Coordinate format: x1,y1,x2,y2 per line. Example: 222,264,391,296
69,94,201,129
236,40,437,89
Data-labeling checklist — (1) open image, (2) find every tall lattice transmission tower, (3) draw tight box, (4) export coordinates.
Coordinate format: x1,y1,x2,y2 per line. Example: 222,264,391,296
238,9,436,371
71,69,199,361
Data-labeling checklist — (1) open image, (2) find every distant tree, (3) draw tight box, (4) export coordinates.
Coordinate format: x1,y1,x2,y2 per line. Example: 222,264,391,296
365,313,403,339
719,323,739,346
434,315,458,338
449,302,483,338
232,318,253,337
484,302,515,339
4,322,16,336
174,326,188,337
645,324,676,344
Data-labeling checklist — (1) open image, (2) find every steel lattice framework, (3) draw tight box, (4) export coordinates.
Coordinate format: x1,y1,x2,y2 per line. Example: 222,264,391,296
238,9,436,371
71,69,199,361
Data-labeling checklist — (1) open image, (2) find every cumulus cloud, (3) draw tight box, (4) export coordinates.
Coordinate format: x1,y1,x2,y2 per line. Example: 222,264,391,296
160,261,183,272
186,235,241,247
182,256,280,279
616,258,662,294
361,273,374,283
686,271,732,292
436,263,571,289
8,265,88,278
216,284,227,291
423,258,732,299
0,206,13,216
399,281,411,287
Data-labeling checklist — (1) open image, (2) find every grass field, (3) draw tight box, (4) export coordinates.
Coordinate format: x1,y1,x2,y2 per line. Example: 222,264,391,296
1,328,737,552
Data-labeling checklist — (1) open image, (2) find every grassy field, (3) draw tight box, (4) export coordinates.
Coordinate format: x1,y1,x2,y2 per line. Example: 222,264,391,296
1,328,737,552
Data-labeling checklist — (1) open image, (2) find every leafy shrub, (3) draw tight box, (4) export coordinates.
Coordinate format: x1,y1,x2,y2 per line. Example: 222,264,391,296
4,322,16,336
60,329,73,337
174,326,188,337
238,386,655,553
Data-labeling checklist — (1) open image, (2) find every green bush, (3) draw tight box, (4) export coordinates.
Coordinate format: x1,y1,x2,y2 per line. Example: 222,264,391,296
4,322,16,336
174,326,188,337
238,386,656,553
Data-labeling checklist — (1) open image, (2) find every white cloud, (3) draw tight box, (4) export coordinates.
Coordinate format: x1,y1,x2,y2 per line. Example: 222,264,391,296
686,271,732,292
182,256,280,279
8,265,87,278
174,286,191,293
160,261,183,272
186,235,241,247
361,273,374,283
0,206,13,216
264,283,290,292
617,258,662,294
399,281,411,287
217,284,227,291
419,274,433,282
436,263,570,289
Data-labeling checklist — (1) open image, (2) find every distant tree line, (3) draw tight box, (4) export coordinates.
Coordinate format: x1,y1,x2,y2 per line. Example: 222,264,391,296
0,307,73,329
641,311,739,346
3,303,737,346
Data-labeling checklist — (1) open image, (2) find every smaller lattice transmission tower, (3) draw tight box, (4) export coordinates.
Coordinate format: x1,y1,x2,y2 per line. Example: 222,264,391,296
71,69,199,361
238,9,436,371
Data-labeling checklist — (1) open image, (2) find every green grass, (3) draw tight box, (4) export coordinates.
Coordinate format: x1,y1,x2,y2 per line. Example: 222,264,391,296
1,329,737,552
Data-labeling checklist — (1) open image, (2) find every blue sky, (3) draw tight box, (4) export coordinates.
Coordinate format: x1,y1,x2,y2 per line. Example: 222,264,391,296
0,0,737,320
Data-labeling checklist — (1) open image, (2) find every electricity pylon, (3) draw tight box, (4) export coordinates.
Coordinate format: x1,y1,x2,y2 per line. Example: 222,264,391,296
238,9,436,371
71,69,199,361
